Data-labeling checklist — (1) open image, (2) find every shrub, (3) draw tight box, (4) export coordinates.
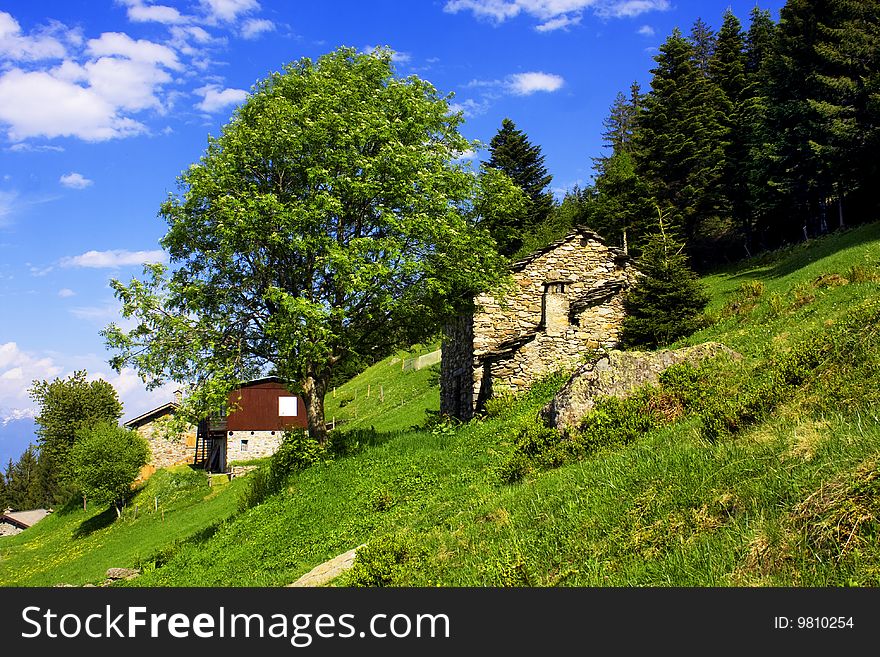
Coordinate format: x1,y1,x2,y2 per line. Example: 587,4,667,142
345,534,423,587
721,280,765,319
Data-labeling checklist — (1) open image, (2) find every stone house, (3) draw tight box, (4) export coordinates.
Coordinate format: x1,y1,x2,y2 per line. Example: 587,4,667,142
124,377,307,474
440,226,638,421
0,508,51,537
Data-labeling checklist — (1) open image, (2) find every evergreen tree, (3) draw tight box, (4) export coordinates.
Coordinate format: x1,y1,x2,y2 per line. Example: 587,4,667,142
4,445,43,510
809,0,880,226
485,118,554,251
742,7,780,252
767,0,827,241
621,208,710,348
635,26,727,265
0,466,7,509
588,83,653,253
710,9,751,255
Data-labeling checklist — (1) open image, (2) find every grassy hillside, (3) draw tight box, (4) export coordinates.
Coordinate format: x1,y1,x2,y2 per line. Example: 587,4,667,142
0,466,247,586
3,222,880,587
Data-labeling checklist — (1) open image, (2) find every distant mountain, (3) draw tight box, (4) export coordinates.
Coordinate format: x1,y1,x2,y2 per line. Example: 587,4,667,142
0,417,38,467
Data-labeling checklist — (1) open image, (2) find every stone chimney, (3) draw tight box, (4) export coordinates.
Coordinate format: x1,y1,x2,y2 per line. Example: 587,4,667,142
173,389,183,404
542,279,572,335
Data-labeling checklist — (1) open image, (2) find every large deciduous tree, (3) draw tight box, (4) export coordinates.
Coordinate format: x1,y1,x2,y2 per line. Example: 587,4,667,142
103,47,510,444
28,370,123,503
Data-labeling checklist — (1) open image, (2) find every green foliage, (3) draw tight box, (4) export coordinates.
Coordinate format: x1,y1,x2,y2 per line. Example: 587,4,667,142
28,370,123,504
68,422,149,517
345,533,424,587
485,117,555,252
2,445,44,511
621,215,710,348
238,429,329,510
6,226,880,588
103,46,508,444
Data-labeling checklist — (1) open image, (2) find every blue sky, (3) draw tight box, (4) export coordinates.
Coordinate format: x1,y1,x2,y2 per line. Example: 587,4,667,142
0,0,786,452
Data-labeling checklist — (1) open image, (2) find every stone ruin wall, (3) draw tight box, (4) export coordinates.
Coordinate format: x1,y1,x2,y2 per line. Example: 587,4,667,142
440,313,475,420
465,233,636,415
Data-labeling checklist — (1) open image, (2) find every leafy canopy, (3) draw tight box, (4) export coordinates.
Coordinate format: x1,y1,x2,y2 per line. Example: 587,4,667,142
28,370,123,502
69,422,149,517
103,47,511,441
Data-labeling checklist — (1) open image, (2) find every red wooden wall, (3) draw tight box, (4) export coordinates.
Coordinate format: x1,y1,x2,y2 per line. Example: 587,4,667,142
226,380,307,431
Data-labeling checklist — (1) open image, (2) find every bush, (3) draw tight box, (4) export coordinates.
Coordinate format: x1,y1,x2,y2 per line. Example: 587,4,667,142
345,534,423,587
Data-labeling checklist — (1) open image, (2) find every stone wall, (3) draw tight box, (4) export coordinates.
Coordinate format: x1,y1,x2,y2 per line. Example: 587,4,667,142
441,228,637,419
226,430,284,463
132,416,197,470
0,522,22,537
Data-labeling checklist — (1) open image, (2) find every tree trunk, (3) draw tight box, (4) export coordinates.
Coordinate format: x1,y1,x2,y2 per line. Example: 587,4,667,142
838,196,844,229
301,373,329,444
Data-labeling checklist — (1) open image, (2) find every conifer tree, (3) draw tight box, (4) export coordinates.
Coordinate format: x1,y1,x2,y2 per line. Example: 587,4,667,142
621,208,709,348
589,83,653,253
742,7,780,252
635,26,727,264
485,118,554,247
710,10,750,254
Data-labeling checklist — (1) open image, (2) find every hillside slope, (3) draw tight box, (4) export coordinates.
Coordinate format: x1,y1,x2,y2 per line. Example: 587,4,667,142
3,222,880,587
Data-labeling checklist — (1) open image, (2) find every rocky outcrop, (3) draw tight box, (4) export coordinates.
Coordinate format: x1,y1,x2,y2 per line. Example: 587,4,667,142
287,545,365,587
541,342,741,432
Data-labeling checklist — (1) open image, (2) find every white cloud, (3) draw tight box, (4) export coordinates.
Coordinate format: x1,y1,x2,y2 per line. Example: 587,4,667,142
60,249,168,268
69,303,122,322
241,18,275,39
0,342,177,426
57,288,75,298
0,342,63,412
596,0,670,19
59,172,93,189
444,0,522,22
6,143,64,153
0,11,67,61
536,15,582,32
0,190,17,226
125,2,188,25
194,84,248,113
86,32,182,71
0,68,147,142
83,57,174,112
444,0,670,29
638,24,655,36
199,0,260,23
508,71,564,95
449,98,491,117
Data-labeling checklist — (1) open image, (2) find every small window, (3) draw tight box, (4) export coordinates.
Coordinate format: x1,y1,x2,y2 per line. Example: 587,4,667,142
240,439,249,451
545,282,566,294
279,396,298,416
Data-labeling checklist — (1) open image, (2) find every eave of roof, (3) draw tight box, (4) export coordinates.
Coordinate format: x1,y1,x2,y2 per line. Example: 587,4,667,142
123,401,178,428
